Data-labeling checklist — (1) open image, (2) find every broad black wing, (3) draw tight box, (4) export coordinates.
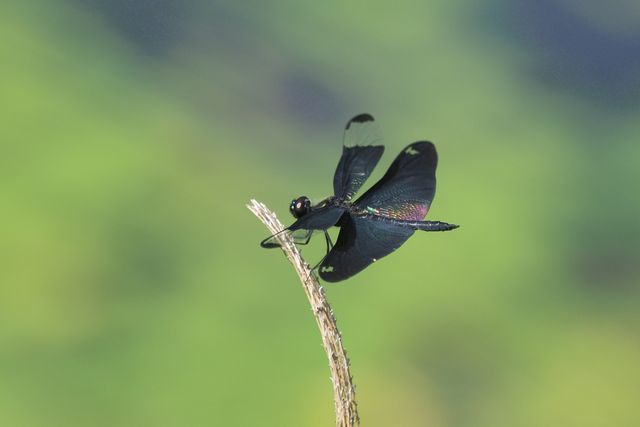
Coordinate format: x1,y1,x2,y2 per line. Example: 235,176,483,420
333,114,384,200
319,215,414,282
289,205,345,231
260,205,345,248
355,141,437,220
318,142,439,281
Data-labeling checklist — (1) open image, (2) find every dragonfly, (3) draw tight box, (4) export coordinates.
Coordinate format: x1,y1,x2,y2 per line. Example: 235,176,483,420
261,113,458,282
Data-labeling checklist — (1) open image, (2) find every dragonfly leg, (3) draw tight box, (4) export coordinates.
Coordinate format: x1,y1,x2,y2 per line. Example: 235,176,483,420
307,231,334,278
324,230,334,252
260,228,289,248
296,230,314,246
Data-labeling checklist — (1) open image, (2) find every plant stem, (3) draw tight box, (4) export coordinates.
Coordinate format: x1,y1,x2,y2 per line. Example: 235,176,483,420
247,199,359,427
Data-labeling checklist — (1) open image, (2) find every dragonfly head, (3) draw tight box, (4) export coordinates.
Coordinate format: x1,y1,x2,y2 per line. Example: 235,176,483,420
290,196,311,219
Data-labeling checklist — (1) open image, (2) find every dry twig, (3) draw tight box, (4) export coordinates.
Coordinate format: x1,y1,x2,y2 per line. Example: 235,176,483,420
247,199,359,427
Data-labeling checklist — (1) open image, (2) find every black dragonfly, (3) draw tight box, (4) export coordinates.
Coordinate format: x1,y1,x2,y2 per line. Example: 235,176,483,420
261,114,458,282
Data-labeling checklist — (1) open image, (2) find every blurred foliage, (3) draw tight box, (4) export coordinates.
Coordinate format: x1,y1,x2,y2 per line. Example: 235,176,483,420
1,1,640,426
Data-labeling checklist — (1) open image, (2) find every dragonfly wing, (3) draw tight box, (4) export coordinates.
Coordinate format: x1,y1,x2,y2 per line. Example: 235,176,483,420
260,206,345,249
319,215,414,282
289,205,345,231
333,114,384,200
355,141,437,220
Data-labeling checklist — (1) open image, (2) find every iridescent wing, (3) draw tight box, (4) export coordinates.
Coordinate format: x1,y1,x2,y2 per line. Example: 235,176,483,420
319,215,414,282
319,141,440,281
260,205,345,248
333,114,384,200
355,141,437,220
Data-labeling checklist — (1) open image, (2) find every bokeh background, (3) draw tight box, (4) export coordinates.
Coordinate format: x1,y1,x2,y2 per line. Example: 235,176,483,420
2,1,640,426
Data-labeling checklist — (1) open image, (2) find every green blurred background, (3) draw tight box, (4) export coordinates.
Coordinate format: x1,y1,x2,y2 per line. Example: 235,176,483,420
2,1,640,426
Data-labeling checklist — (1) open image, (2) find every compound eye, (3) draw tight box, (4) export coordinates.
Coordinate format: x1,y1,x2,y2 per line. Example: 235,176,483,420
289,196,310,218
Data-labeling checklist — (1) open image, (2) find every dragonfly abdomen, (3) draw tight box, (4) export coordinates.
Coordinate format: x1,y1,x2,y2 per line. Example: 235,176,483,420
364,214,458,232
